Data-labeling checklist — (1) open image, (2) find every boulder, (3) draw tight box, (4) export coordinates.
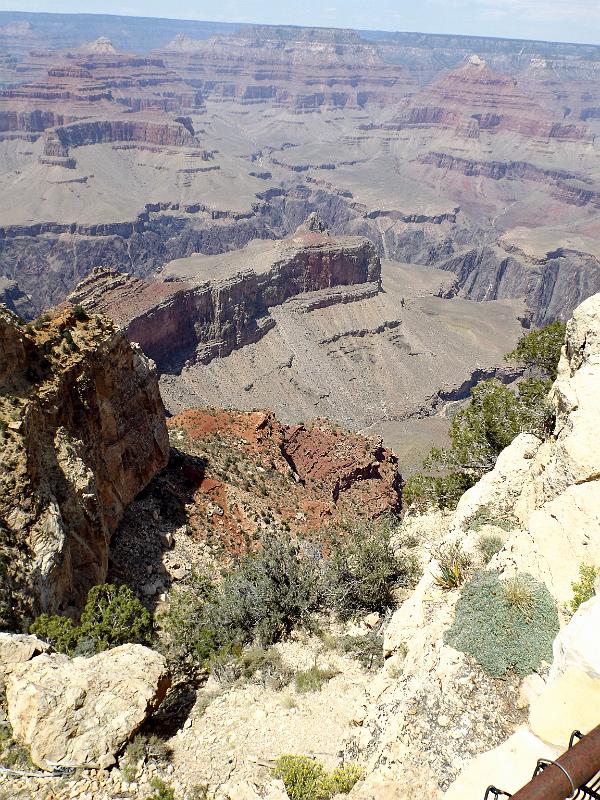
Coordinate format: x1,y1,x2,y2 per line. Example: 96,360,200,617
444,729,559,800
6,644,170,770
529,667,600,747
0,632,50,669
0,632,50,692
453,433,542,527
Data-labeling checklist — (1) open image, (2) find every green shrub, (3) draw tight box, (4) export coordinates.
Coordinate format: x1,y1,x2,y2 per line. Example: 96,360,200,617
209,535,322,646
273,755,327,800
235,645,293,688
570,563,597,614
72,304,89,322
402,472,474,512
120,735,147,782
322,764,364,795
445,571,559,677
145,778,175,800
337,632,384,670
77,584,152,651
406,375,554,513
428,379,552,479
33,313,50,330
0,721,33,770
156,573,218,676
30,613,79,655
159,538,321,673
209,644,294,689
272,756,362,800
505,320,566,381
31,583,152,655
120,734,172,782
466,505,516,533
294,665,338,693
324,518,420,620
477,534,505,564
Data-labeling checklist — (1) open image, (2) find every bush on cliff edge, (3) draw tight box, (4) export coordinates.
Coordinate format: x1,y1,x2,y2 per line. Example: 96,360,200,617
403,320,566,512
444,571,559,677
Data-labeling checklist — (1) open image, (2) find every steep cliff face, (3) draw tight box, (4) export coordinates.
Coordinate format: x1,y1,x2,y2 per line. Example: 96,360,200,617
0,306,169,624
433,245,600,324
346,292,600,800
68,223,381,370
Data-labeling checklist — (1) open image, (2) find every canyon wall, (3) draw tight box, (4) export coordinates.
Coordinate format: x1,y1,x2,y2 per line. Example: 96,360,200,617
68,224,381,370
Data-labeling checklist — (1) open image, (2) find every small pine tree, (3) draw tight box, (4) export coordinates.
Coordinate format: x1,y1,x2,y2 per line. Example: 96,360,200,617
31,583,152,655
505,320,567,381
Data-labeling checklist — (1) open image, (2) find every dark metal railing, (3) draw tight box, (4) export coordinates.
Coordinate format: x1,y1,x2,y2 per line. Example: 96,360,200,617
484,725,600,800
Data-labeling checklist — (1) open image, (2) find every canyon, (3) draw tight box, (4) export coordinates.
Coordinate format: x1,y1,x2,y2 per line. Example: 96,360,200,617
1,12,600,800
1,14,599,454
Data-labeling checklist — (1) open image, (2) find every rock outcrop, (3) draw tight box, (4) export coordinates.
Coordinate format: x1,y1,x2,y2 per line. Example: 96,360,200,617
68,222,381,370
0,632,49,693
6,643,170,770
163,408,401,554
0,306,169,622
344,292,600,799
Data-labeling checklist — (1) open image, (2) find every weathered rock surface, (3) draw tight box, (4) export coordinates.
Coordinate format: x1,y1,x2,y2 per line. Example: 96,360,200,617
346,293,600,799
6,643,170,770
0,632,49,693
453,292,600,604
0,306,169,621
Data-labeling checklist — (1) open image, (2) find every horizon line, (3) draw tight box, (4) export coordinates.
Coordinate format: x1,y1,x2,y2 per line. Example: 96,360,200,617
1,8,599,49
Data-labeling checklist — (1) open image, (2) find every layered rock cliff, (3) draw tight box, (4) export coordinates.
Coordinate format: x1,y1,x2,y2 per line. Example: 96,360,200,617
68,221,381,370
0,306,169,625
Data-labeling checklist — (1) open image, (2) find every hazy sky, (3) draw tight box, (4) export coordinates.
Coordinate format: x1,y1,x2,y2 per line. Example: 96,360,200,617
1,0,599,45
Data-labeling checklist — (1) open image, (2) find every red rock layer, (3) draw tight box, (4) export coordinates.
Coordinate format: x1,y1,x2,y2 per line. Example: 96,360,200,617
167,408,401,552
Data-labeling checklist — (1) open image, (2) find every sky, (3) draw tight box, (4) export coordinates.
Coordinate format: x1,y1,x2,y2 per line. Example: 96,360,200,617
1,0,599,46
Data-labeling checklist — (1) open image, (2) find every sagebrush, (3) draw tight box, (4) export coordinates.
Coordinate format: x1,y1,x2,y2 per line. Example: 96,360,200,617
272,755,363,800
